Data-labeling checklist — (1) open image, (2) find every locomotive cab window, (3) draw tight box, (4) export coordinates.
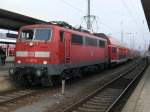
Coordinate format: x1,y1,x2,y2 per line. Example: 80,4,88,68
20,28,51,41
34,29,51,41
60,31,64,42
21,30,34,40
71,34,83,45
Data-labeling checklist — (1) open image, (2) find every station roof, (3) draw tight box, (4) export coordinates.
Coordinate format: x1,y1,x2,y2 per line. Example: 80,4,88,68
0,38,16,44
141,0,150,30
0,9,47,31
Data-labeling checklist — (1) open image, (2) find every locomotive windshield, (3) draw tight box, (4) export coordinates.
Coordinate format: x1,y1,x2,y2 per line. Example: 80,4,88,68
20,28,51,41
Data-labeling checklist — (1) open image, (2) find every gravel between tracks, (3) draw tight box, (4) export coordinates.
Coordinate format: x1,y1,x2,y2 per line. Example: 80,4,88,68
0,60,138,112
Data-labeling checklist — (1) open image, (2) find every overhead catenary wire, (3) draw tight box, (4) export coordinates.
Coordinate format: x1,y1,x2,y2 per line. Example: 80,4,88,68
130,0,149,33
56,0,144,38
130,0,148,29
58,0,116,33
58,0,84,14
121,0,143,35
121,0,150,50
130,0,149,44
96,17,117,33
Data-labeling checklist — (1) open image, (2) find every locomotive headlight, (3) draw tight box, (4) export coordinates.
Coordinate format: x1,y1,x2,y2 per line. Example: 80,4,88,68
17,60,21,64
36,70,42,77
29,42,34,47
43,61,48,65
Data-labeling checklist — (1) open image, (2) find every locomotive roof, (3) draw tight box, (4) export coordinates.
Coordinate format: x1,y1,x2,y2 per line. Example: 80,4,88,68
58,26,107,41
20,24,128,49
20,24,108,41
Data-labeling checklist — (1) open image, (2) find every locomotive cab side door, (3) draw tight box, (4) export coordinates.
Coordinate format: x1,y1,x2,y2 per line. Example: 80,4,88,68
59,31,71,64
64,32,71,63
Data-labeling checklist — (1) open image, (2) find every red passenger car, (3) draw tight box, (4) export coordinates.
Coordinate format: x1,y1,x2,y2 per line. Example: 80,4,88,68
106,36,128,64
9,23,108,86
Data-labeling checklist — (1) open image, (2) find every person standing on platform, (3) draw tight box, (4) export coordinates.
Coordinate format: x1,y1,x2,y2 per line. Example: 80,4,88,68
0,48,6,65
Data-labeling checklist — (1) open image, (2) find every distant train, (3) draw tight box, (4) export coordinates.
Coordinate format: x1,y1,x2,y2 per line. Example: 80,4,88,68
0,44,15,56
9,22,140,86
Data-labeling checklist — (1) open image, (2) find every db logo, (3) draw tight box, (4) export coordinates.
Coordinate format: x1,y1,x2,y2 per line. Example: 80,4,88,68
28,51,35,57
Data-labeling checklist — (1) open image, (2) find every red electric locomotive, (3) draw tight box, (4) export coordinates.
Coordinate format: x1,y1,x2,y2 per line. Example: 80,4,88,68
9,22,108,86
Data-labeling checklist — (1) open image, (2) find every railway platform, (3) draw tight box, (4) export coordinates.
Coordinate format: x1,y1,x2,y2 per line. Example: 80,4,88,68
121,65,150,112
0,63,14,92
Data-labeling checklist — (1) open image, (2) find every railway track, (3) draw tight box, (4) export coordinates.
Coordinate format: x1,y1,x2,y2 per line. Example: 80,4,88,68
0,61,135,107
62,60,147,112
0,59,145,112
0,88,42,105
0,88,49,107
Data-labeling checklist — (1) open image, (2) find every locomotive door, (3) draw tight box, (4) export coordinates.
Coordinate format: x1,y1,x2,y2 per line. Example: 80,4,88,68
64,32,71,63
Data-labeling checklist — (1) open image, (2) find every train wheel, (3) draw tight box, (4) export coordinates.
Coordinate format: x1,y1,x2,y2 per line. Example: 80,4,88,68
41,75,53,86
11,74,30,87
104,63,109,69
72,68,82,78
51,76,62,85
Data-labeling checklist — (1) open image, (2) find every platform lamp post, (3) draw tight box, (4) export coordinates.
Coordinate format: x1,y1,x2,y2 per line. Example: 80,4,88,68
128,33,133,49
132,33,135,49
121,20,124,43
127,33,133,49
127,32,137,49
132,32,138,49
121,32,137,49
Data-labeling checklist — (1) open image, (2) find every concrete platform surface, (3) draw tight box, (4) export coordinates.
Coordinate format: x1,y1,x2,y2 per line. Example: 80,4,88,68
0,64,13,75
121,65,150,112
0,64,14,92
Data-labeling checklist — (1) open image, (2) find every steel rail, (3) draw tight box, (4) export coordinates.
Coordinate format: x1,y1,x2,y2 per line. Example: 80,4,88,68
62,60,146,112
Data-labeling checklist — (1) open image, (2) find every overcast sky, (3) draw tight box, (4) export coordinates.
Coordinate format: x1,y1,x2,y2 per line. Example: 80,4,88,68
0,0,150,50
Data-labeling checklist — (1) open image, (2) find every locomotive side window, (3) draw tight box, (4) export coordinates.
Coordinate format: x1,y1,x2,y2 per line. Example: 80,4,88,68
85,37,97,47
71,34,83,45
99,40,105,48
112,47,117,53
60,31,64,42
